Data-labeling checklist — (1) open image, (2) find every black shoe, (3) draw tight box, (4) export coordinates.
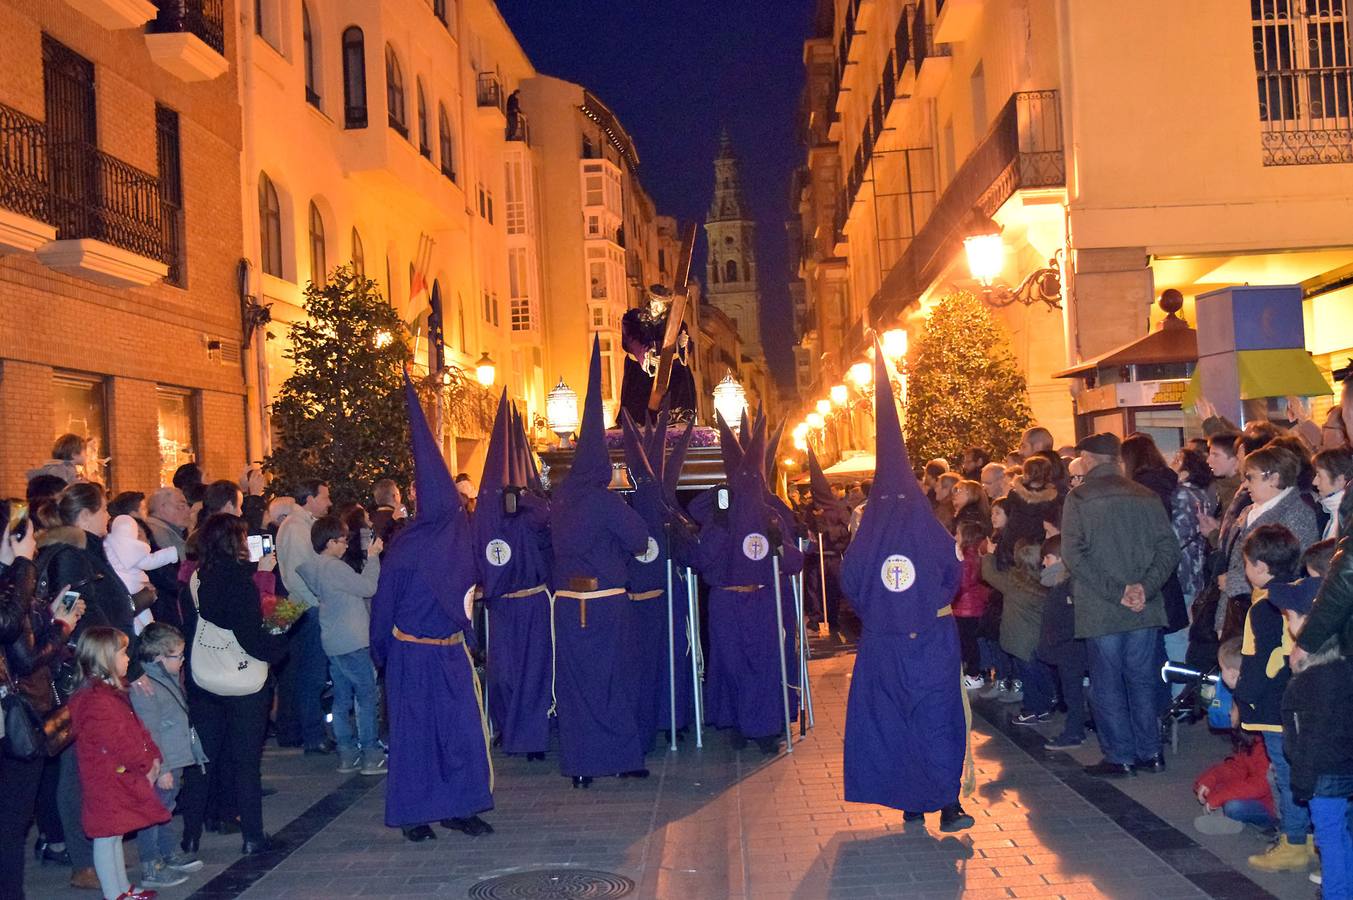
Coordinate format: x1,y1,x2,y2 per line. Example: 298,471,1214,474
939,803,974,832
1134,755,1166,773
619,768,649,779
440,815,494,836
729,732,748,750
1083,761,1135,778
526,752,545,761
402,825,437,843
303,741,335,755
240,836,275,855
206,815,241,835
755,735,783,755
34,840,71,866
902,811,925,823
571,776,593,789
180,837,200,855
261,786,278,798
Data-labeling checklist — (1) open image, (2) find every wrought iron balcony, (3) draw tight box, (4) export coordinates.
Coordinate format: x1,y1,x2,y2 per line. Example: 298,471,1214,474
148,0,225,56
48,141,167,263
865,90,1064,332
506,108,530,145
911,1,949,72
0,102,51,225
476,72,504,113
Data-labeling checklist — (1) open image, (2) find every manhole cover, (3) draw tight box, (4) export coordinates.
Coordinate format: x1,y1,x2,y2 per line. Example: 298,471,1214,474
468,869,635,899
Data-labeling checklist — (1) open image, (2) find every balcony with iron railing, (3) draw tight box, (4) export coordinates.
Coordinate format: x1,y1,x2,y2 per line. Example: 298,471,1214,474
145,0,229,81
910,1,952,96
47,142,167,263
0,102,51,232
860,90,1064,344
477,72,505,113
506,108,530,145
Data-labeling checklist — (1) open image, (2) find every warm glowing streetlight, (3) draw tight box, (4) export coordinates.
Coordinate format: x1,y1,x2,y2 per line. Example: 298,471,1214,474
475,352,496,387
830,384,848,407
815,398,832,417
847,361,872,388
712,373,748,429
792,422,809,450
373,329,393,349
881,328,907,362
546,376,579,448
806,411,825,430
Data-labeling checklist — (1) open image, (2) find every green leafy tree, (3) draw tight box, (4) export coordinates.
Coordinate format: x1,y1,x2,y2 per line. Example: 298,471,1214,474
903,291,1032,464
265,266,413,507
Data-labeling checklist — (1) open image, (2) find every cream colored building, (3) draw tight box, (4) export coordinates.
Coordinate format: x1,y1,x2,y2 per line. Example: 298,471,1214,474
241,0,546,475
796,0,1353,448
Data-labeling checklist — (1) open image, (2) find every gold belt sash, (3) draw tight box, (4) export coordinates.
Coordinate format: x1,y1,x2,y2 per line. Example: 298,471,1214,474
553,587,625,628
723,584,763,593
628,589,664,601
937,604,953,618
392,626,464,646
500,584,549,599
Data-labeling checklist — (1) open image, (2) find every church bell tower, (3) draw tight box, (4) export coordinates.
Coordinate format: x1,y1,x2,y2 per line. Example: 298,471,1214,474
704,130,763,360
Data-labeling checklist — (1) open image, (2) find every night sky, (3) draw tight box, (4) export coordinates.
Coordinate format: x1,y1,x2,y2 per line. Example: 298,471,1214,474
497,0,813,393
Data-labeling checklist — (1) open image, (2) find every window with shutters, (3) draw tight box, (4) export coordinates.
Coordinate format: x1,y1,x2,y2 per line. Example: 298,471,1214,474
156,105,186,287
1252,0,1353,164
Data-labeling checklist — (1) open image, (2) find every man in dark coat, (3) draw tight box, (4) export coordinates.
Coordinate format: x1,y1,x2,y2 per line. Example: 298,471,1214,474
550,336,652,787
369,374,494,841
476,391,553,760
842,340,973,831
803,446,850,630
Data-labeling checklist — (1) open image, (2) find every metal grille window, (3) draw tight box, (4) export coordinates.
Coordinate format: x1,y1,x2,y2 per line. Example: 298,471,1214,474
156,105,186,287
342,27,367,129
416,80,431,158
308,201,326,286
258,171,282,277
303,3,319,108
1253,0,1353,164
385,44,406,136
438,105,456,180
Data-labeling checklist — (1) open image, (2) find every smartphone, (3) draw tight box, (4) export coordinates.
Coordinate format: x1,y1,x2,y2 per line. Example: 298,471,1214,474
247,534,264,562
60,590,80,613
260,533,274,556
7,500,28,536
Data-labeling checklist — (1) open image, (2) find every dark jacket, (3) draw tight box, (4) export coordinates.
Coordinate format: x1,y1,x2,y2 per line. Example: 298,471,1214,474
1234,587,1290,733
996,479,1059,569
1,557,70,714
34,526,135,640
981,552,1045,662
1036,569,1084,670
1298,489,1353,656
1281,642,1353,803
0,561,28,691
1062,462,1181,639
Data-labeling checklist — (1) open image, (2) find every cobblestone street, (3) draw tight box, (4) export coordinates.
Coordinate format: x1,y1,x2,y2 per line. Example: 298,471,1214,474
23,653,1317,899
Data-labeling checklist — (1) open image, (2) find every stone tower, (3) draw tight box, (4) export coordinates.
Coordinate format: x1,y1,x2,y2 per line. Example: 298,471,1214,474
704,130,763,360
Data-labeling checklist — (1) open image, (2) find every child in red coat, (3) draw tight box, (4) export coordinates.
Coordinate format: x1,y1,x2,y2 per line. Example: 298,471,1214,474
1193,736,1277,834
69,627,169,900
953,520,990,689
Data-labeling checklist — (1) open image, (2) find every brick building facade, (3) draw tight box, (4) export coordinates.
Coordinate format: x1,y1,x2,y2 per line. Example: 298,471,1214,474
0,0,247,495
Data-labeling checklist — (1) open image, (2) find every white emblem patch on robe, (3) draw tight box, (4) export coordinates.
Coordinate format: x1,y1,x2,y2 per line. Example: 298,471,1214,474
485,539,512,567
742,533,769,561
635,536,660,564
881,554,915,592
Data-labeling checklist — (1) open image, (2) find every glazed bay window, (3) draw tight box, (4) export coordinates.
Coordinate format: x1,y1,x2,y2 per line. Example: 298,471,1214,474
156,387,198,487
53,372,109,485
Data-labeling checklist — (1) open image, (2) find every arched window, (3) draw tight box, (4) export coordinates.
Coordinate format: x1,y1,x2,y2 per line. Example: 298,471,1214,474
416,79,430,158
341,27,366,129
711,259,720,284
308,201,326,286
302,3,319,107
725,259,738,283
258,172,282,277
438,104,455,180
385,45,406,136
351,227,364,278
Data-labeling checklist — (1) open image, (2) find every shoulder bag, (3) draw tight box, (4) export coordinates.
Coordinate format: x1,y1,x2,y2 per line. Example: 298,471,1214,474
188,572,268,697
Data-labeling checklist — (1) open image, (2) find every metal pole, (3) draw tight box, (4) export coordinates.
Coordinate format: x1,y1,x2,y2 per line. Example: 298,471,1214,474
482,598,493,741
686,566,703,748
772,553,793,754
817,531,829,637
665,556,678,752
796,538,814,731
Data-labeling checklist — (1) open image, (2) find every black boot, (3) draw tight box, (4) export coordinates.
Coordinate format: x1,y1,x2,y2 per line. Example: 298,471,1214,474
571,776,593,789
939,803,974,833
526,752,545,761
902,811,925,823
440,816,494,836
402,825,437,842
755,735,782,755
619,768,649,779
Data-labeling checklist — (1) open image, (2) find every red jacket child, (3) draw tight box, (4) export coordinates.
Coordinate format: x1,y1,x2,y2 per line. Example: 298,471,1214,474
952,544,990,618
1192,738,1277,819
69,679,170,838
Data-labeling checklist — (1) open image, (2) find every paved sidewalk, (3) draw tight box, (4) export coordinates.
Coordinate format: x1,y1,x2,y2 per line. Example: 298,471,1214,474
22,654,1316,899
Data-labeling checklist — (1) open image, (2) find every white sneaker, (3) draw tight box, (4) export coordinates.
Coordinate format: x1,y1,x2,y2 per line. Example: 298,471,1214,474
999,680,1025,704
963,675,985,691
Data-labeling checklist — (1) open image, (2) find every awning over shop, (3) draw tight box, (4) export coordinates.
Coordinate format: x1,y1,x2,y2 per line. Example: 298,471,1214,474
1181,348,1332,409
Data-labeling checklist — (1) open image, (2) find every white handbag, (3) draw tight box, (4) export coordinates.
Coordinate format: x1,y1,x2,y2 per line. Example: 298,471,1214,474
188,572,268,697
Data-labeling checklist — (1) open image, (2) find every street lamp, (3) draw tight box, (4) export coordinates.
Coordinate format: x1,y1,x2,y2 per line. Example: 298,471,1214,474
712,372,747,429
373,330,394,349
546,377,579,449
475,351,496,387
880,328,908,363
815,398,832,417
830,384,848,407
847,361,872,389
805,411,825,430
962,210,1062,310
791,422,809,451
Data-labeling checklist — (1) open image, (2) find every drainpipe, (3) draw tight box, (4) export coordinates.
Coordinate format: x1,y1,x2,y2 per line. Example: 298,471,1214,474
1054,0,1082,365
236,3,266,463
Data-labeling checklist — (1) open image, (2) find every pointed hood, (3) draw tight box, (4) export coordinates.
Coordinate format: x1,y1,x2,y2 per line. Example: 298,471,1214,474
618,410,656,486
764,417,786,483
643,398,671,486
738,407,752,447
664,417,695,504
507,402,529,489
716,412,744,476
403,370,461,521
870,337,918,501
477,390,510,504
807,445,847,514
562,335,611,492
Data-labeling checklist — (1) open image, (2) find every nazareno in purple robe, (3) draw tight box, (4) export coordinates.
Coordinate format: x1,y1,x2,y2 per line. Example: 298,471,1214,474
693,413,803,741
368,374,492,828
475,390,554,755
549,337,651,777
842,340,966,814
